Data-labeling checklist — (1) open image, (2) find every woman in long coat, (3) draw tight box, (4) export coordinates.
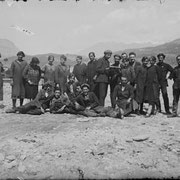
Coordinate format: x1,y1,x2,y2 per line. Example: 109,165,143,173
134,56,148,114
0,58,4,108
54,55,70,93
23,57,41,100
144,58,161,117
10,51,28,108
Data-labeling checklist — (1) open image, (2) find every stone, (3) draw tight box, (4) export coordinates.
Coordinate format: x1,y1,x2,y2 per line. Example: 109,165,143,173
18,162,26,172
0,153,5,162
6,155,16,162
4,160,17,169
20,154,27,161
133,135,149,142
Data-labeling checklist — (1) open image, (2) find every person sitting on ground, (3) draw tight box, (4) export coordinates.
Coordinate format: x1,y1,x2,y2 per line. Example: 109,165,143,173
112,76,134,119
6,81,54,115
50,87,71,114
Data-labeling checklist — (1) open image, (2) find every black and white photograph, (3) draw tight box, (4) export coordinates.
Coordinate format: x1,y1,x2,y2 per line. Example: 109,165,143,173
0,0,180,179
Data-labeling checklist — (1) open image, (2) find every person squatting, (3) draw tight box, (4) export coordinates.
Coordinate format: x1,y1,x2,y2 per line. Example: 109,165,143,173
1,50,180,118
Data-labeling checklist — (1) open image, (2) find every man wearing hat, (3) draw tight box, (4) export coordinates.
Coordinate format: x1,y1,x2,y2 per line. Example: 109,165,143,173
10,51,28,108
109,54,121,107
95,50,112,106
156,53,173,114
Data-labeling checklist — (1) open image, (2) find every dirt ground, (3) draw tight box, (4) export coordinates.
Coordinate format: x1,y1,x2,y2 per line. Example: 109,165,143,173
0,81,180,179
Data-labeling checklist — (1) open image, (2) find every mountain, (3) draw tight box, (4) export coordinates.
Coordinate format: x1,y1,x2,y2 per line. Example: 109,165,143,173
113,38,180,66
0,39,19,58
78,41,155,57
3,53,89,69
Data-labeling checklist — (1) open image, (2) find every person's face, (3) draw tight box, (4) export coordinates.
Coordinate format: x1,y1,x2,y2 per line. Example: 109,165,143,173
114,56,121,64
54,90,61,98
146,59,151,67
129,54,136,63
104,53,112,60
124,60,129,67
143,58,149,66
69,76,75,83
158,55,164,63
89,54,95,61
46,86,52,93
121,54,127,59
60,58,66,65
76,86,81,93
121,77,128,86
48,57,54,64
76,58,82,65
176,56,180,65
82,87,89,95
150,58,156,65
17,54,23,61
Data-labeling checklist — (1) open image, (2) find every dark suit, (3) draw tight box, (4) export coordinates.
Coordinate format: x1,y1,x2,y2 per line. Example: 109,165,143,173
95,57,110,106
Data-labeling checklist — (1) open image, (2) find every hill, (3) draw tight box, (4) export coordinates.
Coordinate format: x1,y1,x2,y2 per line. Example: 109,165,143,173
113,38,180,66
0,39,19,58
78,41,155,57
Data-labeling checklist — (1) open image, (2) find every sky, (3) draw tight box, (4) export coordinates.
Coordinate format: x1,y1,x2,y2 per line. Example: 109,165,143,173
0,0,180,55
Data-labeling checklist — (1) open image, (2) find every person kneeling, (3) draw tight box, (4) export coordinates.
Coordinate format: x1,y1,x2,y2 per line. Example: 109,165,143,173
112,76,134,118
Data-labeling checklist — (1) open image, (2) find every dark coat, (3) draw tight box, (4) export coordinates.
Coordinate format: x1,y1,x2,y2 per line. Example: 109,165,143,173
72,63,87,84
135,65,147,104
41,63,55,83
157,62,173,86
121,65,135,85
86,60,97,90
144,65,161,104
76,92,100,109
169,65,180,89
109,63,121,86
54,64,70,93
112,83,134,115
0,63,4,101
95,57,110,83
10,59,28,99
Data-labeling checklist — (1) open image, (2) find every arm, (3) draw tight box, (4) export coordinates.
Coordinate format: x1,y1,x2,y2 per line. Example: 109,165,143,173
112,86,118,108
54,66,59,84
22,65,29,82
89,92,100,109
96,59,105,74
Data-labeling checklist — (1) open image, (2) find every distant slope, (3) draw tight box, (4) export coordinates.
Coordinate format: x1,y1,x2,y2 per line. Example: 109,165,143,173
3,53,89,68
78,41,155,57
113,38,180,66
0,39,19,58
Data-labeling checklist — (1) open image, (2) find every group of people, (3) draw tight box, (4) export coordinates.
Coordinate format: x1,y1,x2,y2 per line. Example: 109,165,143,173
0,49,180,118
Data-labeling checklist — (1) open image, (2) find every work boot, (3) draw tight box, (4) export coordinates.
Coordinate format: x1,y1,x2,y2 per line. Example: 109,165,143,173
167,113,178,118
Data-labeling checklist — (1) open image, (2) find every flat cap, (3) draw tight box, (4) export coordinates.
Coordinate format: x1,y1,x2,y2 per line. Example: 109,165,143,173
104,50,112,54
81,83,90,89
114,54,121,59
17,51,25,57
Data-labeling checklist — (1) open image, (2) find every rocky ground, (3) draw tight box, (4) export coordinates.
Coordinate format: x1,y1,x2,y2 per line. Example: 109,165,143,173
0,82,180,179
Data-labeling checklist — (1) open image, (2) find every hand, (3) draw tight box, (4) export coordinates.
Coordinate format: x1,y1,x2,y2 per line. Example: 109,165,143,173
10,80,13,86
93,75,97,81
127,98,131,104
41,107,45,113
134,84,137,90
86,106,91,110
28,80,33,85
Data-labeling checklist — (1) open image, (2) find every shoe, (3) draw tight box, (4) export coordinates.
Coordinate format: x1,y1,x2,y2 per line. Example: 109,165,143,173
145,113,151,118
166,111,172,115
0,104,5,109
5,108,16,113
167,114,177,118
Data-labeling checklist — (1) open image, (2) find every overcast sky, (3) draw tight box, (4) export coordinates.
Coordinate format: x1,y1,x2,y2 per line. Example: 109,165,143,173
1,0,180,55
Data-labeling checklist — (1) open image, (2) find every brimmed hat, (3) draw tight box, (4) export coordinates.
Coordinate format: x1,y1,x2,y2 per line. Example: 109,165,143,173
81,83,90,89
42,81,54,89
114,54,121,59
104,50,112,55
157,53,165,59
17,51,25,57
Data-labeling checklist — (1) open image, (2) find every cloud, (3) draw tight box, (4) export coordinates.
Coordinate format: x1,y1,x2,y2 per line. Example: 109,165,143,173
71,24,92,36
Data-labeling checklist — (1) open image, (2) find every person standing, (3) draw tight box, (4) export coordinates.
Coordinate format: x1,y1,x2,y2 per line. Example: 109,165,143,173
54,55,70,94
41,55,55,84
134,56,148,114
0,53,5,108
23,57,41,100
144,58,161,117
168,55,180,117
85,52,97,92
72,56,87,84
109,54,121,107
95,50,112,106
156,53,173,114
129,52,141,86
10,51,28,108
